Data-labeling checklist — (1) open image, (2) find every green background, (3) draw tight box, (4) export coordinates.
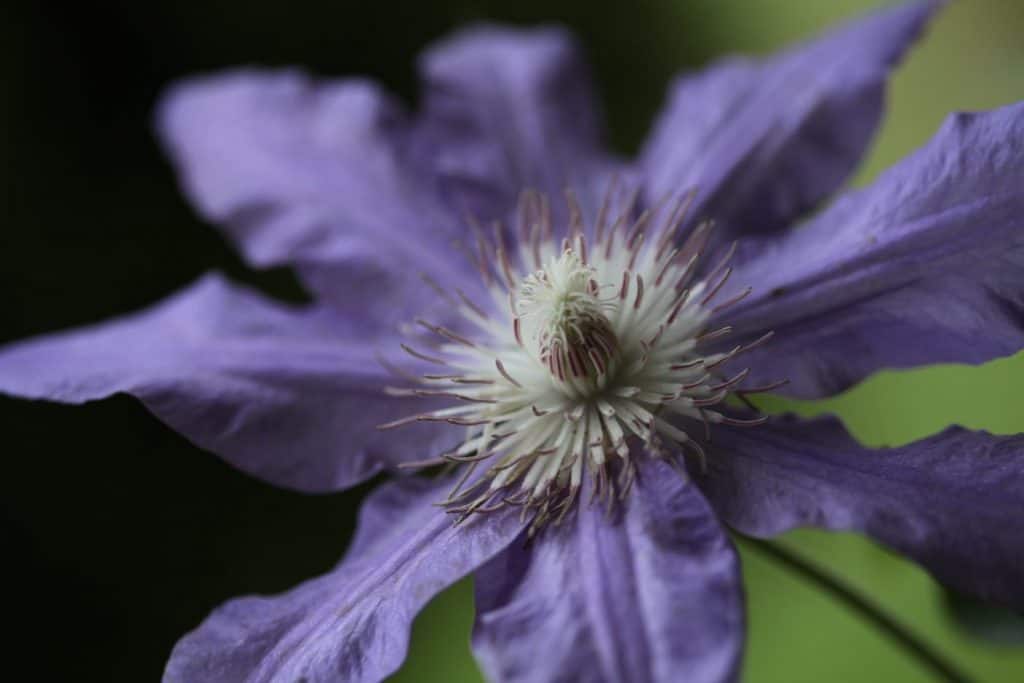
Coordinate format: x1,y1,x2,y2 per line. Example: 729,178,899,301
394,2,1024,682
1,1,1022,681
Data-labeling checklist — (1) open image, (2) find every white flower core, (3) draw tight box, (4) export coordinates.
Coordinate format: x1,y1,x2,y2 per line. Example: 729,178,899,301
383,190,772,530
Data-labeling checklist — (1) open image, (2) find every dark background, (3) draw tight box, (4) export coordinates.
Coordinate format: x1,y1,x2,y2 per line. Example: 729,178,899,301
3,1,1024,681
0,2,708,679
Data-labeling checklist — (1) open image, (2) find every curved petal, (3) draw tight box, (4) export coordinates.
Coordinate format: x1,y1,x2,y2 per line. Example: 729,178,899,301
473,460,744,683
155,70,474,327
417,24,615,219
0,274,451,492
724,101,1024,398
164,475,524,683
702,415,1024,610
642,0,937,237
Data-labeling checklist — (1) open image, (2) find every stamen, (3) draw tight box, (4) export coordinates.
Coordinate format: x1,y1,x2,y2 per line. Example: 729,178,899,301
384,183,780,533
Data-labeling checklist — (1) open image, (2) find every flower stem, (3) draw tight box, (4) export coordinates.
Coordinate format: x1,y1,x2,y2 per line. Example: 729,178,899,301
740,537,973,683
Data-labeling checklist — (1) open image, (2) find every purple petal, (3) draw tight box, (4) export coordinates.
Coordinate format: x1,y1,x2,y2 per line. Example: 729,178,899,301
0,274,449,492
642,0,937,237
156,70,475,327
417,24,613,217
703,415,1024,610
724,101,1024,398
473,461,744,683
164,476,524,683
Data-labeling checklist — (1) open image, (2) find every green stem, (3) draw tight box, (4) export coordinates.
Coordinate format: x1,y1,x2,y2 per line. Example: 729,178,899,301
740,537,973,683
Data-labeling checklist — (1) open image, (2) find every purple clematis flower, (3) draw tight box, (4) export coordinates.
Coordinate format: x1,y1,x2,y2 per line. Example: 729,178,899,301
2,1,1024,681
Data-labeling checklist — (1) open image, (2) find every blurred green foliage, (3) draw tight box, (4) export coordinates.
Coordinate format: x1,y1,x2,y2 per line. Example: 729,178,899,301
392,2,1024,681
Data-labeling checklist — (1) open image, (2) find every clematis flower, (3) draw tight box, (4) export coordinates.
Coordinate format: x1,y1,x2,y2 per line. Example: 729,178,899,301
2,0,1024,680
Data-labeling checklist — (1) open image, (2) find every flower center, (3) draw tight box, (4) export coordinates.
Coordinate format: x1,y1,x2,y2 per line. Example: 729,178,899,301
516,250,618,392
380,187,778,532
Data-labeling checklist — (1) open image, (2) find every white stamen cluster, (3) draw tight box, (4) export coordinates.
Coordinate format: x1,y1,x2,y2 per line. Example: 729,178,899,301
381,188,777,532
